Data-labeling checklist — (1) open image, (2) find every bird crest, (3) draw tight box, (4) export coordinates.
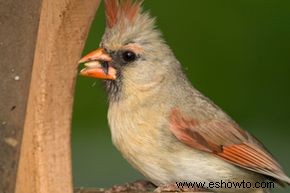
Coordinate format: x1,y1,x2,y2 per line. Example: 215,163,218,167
105,0,143,28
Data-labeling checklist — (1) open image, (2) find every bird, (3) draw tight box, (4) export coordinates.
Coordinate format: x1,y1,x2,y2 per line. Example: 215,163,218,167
78,0,290,192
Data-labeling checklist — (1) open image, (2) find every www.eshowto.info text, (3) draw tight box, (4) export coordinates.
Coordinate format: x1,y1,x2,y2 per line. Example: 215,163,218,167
176,180,274,190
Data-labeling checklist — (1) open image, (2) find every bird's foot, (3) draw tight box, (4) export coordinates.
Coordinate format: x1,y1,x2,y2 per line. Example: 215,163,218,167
105,180,156,193
154,183,211,192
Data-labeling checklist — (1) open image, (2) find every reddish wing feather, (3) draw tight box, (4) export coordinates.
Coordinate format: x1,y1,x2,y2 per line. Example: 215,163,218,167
170,108,290,184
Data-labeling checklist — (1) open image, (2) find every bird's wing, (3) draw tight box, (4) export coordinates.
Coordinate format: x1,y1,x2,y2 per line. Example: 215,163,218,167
169,108,290,184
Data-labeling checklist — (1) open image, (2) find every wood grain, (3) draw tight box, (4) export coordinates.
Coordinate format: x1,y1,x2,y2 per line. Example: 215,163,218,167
15,1,101,193
0,0,42,192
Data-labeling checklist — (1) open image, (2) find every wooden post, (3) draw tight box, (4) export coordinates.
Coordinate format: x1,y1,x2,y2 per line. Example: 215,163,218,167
13,1,100,193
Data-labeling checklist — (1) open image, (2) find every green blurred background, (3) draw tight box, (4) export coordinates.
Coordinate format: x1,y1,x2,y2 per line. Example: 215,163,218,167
72,1,290,192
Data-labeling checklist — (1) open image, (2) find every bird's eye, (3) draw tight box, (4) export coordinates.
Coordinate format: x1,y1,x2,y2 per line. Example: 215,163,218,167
122,51,137,63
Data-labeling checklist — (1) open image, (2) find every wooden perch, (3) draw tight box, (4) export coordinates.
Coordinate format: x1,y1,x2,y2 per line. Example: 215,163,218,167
74,189,152,193
74,188,151,193
74,188,107,193
73,188,211,193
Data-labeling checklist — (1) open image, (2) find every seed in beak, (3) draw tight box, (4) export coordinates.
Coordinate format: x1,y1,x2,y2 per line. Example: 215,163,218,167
84,61,102,68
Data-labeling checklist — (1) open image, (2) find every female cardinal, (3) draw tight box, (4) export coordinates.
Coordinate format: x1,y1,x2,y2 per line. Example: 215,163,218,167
79,0,290,192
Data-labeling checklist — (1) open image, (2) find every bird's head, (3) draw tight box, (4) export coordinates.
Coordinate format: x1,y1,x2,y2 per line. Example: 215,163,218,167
79,0,182,101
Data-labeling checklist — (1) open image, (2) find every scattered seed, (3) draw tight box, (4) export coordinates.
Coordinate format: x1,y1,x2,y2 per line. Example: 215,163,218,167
91,81,97,87
14,76,20,81
4,138,18,147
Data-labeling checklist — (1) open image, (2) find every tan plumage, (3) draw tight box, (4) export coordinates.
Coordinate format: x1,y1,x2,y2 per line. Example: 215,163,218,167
79,1,290,192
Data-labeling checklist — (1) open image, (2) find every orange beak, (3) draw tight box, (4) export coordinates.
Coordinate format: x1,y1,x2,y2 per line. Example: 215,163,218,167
78,48,116,80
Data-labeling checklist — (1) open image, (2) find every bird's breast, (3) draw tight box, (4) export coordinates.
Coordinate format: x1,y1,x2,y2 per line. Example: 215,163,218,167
107,100,175,184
